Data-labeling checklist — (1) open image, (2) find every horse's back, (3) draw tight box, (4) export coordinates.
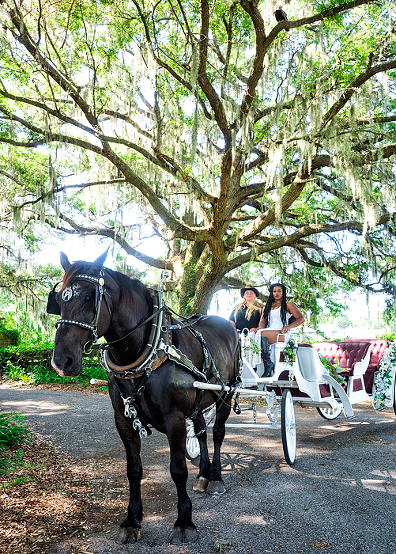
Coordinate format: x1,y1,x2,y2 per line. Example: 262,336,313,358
191,315,240,377
193,315,238,346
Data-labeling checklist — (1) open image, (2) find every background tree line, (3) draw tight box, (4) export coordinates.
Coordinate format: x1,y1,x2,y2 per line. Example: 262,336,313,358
0,0,396,326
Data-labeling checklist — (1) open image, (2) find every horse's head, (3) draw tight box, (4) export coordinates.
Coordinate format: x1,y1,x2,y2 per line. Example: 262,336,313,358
50,250,114,377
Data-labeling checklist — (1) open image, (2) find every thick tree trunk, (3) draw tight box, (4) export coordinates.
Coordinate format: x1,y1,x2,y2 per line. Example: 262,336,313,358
178,241,228,315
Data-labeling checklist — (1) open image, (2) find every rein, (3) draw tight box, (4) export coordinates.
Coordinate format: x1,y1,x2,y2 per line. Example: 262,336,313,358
51,270,225,387
91,305,167,351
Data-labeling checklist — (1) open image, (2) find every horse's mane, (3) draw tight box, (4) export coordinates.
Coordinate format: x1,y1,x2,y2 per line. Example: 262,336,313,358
105,268,153,306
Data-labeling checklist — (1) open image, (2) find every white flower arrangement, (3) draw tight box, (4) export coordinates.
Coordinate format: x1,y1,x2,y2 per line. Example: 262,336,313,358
240,330,262,368
373,341,396,408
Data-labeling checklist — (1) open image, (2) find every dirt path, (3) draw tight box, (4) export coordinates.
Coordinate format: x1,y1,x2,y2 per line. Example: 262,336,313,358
2,383,396,554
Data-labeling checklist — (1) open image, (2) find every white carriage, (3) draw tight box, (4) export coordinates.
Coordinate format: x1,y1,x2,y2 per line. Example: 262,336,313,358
187,333,388,466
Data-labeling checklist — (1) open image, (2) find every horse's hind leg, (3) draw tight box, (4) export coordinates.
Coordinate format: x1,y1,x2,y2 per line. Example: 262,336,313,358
192,412,211,493
206,394,232,496
165,412,198,545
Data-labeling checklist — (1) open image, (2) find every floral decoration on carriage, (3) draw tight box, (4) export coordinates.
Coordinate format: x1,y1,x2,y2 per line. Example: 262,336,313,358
374,341,396,408
283,339,298,366
319,356,347,387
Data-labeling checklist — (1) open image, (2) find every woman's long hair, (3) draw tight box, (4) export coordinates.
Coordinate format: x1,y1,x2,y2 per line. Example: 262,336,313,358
262,283,288,327
232,299,262,321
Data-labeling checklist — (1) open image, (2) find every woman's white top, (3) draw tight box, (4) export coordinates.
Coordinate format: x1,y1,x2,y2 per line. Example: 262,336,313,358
267,307,291,330
243,308,292,367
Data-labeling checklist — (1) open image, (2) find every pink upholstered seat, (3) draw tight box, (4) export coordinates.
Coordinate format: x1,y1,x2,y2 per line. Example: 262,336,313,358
314,341,371,374
318,339,389,393
314,340,372,401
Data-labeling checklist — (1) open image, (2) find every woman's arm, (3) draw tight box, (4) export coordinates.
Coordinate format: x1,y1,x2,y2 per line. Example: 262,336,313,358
280,302,304,334
257,309,266,330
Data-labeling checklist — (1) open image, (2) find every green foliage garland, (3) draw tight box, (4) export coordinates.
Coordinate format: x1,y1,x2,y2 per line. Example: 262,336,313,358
320,356,347,387
283,340,297,366
373,341,396,408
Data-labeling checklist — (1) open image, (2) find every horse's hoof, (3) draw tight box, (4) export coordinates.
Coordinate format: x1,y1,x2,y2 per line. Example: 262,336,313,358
206,480,226,496
116,526,141,543
193,476,209,493
170,525,198,544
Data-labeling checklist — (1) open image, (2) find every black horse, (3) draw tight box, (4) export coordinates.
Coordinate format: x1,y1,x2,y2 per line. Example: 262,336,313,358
48,251,241,544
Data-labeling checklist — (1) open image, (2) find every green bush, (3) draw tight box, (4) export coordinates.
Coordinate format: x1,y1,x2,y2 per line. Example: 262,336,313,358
0,410,30,448
0,411,31,475
0,328,20,346
0,342,107,385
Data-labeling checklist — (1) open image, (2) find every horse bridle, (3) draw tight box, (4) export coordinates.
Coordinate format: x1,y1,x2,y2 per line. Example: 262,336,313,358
47,270,166,356
48,271,110,353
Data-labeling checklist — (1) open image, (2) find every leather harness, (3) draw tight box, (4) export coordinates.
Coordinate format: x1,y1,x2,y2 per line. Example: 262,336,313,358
49,271,223,385
48,271,238,437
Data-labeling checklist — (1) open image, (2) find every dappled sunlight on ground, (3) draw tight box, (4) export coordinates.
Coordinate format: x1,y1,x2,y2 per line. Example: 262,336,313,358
1,399,71,416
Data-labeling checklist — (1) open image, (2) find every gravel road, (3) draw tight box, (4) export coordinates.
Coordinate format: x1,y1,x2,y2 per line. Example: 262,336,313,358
2,382,396,554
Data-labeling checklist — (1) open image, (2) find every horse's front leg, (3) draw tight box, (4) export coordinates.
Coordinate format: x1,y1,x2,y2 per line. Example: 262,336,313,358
206,394,232,496
165,412,198,545
113,409,143,544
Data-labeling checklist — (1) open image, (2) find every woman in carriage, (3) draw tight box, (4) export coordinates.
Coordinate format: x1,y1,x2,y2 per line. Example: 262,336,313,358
230,283,304,377
252,283,304,377
229,285,262,332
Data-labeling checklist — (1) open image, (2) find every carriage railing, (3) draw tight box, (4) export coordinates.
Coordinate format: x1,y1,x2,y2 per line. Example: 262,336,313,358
240,329,297,382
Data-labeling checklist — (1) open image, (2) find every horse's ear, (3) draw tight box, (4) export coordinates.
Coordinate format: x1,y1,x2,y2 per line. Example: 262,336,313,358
60,251,71,271
92,248,109,269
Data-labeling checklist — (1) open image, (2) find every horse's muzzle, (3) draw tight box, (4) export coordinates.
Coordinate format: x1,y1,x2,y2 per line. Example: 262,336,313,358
51,350,82,377
51,358,65,376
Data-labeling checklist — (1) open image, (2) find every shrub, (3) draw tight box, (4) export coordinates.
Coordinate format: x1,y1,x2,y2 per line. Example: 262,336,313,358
0,343,107,385
0,328,20,346
0,410,30,448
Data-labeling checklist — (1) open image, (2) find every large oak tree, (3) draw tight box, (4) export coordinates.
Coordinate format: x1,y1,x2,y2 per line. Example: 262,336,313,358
1,0,396,316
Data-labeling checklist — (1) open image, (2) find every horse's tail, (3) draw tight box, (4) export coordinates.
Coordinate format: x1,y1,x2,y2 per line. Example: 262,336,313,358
232,338,242,384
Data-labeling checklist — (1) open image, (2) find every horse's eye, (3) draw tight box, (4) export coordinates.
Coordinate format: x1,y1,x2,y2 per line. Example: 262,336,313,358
84,295,93,303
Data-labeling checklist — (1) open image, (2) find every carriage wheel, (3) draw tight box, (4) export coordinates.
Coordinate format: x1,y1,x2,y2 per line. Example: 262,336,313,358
281,389,296,466
316,403,342,420
185,418,200,461
393,375,396,417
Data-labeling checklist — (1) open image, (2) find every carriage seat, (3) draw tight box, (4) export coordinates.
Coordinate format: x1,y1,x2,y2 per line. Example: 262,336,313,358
296,344,328,382
313,340,372,402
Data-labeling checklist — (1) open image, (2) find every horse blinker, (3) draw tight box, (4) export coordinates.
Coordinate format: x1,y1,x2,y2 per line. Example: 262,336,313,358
46,287,61,315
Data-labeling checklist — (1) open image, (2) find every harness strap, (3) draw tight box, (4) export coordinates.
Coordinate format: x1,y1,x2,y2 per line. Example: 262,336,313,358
104,291,165,377
105,307,216,385
93,305,166,350
156,341,209,382
165,314,208,330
